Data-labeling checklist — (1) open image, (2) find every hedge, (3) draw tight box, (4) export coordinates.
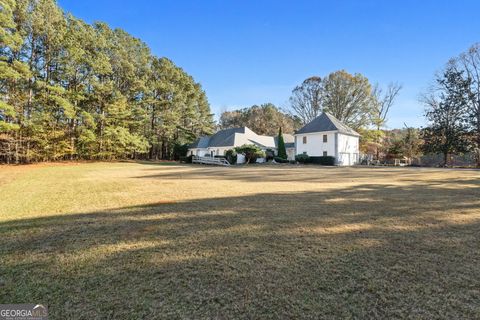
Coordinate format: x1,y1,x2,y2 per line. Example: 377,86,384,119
295,154,310,163
295,154,336,165
310,156,336,166
274,156,289,163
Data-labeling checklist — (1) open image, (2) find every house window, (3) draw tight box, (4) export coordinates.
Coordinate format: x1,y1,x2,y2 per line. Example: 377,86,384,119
303,136,307,144
323,151,328,157
323,135,328,143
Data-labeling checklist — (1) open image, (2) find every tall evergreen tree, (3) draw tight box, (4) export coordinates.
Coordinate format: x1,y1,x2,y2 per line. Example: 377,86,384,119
0,0,31,162
277,127,287,159
422,67,472,166
146,57,213,159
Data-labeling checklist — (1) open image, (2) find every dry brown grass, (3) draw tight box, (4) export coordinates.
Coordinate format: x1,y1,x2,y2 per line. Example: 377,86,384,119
1,162,479,319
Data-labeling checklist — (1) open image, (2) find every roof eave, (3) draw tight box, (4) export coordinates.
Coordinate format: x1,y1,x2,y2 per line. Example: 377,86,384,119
294,129,339,135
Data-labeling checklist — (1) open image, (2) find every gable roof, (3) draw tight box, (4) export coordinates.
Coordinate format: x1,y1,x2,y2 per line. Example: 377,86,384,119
190,128,245,148
190,127,278,149
295,112,360,136
189,136,210,148
208,127,245,147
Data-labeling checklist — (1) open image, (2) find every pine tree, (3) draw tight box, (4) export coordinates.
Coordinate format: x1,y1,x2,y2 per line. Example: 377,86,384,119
146,57,213,159
0,0,31,162
0,0,214,163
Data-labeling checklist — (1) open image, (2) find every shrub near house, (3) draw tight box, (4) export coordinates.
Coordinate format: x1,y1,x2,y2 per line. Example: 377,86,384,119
234,144,266,164
295,154,310,163
274,156,289,163
225,149,237,164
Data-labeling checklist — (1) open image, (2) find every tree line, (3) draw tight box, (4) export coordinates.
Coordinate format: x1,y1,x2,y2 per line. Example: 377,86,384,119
0,0,214,163
2,1,478,167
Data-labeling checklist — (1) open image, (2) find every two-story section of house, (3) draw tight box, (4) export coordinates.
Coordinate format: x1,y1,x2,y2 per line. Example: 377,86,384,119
294,112,360,166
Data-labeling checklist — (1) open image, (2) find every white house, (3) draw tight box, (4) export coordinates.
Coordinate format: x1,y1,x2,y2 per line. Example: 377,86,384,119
294,112,360,166
189,127,295,160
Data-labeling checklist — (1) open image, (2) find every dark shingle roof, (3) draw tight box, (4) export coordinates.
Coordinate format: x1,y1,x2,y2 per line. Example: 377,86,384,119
190,127,246,148
190,136,210,148
208,127,245,147
295,112,360,136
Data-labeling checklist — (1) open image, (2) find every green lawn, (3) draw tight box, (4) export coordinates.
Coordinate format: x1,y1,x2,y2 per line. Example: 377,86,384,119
1,162,479,319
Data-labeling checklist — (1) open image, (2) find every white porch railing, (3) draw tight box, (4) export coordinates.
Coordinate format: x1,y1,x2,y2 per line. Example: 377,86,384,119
192,156,231,166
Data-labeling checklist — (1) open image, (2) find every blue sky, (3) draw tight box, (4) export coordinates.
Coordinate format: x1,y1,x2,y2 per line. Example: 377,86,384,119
58,0,480,128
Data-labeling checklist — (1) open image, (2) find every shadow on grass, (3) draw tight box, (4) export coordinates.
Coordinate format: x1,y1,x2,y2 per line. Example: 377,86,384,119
128,160,182,166
1,179,479,319
135,164,480,186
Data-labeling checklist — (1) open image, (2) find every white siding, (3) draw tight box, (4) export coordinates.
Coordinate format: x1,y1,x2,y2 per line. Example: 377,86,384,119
337,133,359,166
232,132,250,146
189,148,209,157
188,127,279,159
189,147,231,157
286,148,295,161
252,135,276,149
207,147,230,156
337,133,359,154
294,131,359,165
234,131,276,149
295,131,336,157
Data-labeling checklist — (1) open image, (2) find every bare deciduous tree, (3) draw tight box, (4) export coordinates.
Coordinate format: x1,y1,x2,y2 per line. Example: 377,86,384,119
288,76,325,125
371,82,402,159
288,71,400,136
372,83,402,130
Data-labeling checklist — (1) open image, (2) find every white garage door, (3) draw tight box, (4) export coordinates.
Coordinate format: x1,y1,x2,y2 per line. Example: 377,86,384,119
338,153,351,166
